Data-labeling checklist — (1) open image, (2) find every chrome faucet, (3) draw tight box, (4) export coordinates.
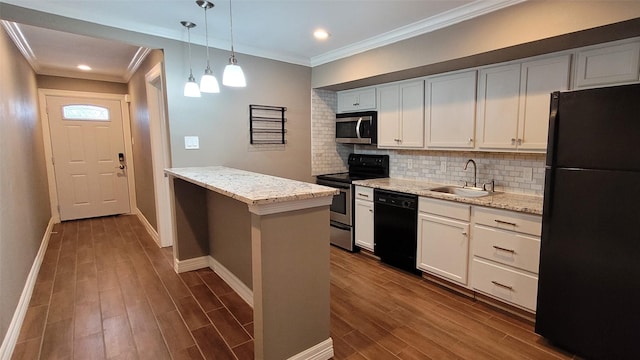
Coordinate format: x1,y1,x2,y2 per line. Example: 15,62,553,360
464,159,477,188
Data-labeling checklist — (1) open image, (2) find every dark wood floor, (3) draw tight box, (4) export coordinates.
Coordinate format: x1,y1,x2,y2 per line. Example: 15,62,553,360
11,215,576,359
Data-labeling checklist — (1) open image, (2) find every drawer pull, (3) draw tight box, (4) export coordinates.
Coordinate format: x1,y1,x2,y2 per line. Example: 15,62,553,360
491,281,513,291
492,245,516,254
358,193,369,197
494,219,517,227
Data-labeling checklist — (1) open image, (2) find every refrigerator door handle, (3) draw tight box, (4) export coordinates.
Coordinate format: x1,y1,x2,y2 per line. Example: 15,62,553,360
546,92,560,167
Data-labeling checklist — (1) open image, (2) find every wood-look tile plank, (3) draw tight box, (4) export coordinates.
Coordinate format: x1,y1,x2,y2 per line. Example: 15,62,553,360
206,308,251,348
76,261,97,283
97,268,119,292
232,340,254,360
156,310,195,355
100,287,127,319
500,335,572,360
342,330,399,360
218,292,253,325
76,278,100,304
243,322,253,339
52,269,76,294
40,318,73,360
47,289,75,324
191,325,236,360
17,305,48,342
197,271,234,297
189,284,223,313
11,337,41,360
126,301,159,334
29,280,53,308
176,296,210,331
179,271,203,287
142,277,176,316
73,332,106,360
74,300,102,338
103,315,137,359
171,345,204,360
331,335,358,360
131,328,171,360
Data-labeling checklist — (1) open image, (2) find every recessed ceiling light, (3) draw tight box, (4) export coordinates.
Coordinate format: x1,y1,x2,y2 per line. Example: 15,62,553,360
313,29,330,40
77,64,92,71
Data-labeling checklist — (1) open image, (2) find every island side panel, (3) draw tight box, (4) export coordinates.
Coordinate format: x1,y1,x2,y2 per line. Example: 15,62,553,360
251,206,332,360
207,191,253,289
172,177,210,261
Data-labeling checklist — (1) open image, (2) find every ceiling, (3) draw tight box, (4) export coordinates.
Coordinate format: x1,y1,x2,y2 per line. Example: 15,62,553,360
1,0,524,83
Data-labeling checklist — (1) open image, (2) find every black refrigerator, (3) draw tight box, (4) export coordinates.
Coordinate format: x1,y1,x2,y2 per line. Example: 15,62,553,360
535,83,640,359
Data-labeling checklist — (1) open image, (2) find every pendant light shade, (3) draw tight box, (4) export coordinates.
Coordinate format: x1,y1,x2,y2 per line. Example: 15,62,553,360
222,0,246,87
197,0,220,93
181,21,201,97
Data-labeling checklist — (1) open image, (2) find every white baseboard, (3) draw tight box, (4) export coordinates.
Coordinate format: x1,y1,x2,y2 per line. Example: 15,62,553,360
174,256,209,273
0,217,55,360
135,209,160,248
287,338,334,360
208,256,254,308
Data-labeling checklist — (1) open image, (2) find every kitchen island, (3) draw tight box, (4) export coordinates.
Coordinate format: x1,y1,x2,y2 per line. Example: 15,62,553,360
165,166,338,360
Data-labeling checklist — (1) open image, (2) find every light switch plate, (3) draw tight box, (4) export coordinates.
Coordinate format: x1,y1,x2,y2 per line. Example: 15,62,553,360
184,136,200,150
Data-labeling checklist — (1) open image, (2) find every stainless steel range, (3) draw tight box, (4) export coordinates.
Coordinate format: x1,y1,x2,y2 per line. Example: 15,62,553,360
316,154,389,251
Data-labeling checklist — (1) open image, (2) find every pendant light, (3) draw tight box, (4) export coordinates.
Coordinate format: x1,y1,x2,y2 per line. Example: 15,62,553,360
222,0,246,87
181,21,201,97
196,0,220,93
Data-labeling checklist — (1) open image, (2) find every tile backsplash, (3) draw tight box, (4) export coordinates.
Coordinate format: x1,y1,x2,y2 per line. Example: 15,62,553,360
311,89,353,175
311,89,545,196
356,148,545,196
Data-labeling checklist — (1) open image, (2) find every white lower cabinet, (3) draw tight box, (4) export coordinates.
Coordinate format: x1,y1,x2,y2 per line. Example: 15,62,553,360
354,186,374,251
417,198,470,285
470,207,542,312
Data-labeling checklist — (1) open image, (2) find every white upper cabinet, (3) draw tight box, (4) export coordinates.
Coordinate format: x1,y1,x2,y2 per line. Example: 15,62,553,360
377,80,425,148
476,63,522,150
337,87,377,113
476,55,570,152
573,40,640,89
425,70,477,149
517,55,571,151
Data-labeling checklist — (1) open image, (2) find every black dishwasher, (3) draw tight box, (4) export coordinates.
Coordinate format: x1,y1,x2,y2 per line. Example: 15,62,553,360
374,189,419,274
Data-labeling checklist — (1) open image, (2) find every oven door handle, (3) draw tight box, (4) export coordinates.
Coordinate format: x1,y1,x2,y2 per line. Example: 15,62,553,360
317,180,351,189
330,221,351,231
355,118,362,139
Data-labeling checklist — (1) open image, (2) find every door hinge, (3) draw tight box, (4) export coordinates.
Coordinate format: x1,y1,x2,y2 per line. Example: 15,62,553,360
51,157,55,165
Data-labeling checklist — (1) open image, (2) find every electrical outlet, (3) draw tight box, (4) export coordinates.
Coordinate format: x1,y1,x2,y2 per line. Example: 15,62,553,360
522,167,533,182
407,159,413,169
440,161,447,173
184,136,200,150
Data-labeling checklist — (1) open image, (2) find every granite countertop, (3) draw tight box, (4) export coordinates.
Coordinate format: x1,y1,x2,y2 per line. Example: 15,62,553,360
165,166,338,206
353,178,543,215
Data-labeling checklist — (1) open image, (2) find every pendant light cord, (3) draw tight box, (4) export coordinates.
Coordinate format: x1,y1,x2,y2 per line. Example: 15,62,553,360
187,27,194,77
204,7,211,68
229,0,236,56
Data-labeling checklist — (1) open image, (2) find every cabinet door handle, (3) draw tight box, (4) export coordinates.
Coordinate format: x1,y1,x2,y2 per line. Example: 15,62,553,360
468,138,473,143
462,231,468,236
494,219,517,227
369,209,373,213
511,138,516,145
493,245,516,254
358,193,369,197
491,281,513,291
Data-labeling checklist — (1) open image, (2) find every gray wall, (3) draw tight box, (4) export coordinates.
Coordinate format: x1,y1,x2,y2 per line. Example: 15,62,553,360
313,1,640,89
36,75,128,94
128,49,165,231
0,28,51,344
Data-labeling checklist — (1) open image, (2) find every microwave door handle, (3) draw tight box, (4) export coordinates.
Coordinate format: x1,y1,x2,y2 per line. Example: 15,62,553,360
355,118,362,138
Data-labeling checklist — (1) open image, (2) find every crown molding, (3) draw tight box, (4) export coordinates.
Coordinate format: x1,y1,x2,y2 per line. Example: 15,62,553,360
310,0,526,67
1,20,39,71
125,47,152,81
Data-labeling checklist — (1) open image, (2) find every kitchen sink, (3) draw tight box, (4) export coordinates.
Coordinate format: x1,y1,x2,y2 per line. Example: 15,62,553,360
429,186,491,198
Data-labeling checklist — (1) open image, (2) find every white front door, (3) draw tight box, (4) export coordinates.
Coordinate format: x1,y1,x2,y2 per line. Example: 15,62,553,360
46,95,131,221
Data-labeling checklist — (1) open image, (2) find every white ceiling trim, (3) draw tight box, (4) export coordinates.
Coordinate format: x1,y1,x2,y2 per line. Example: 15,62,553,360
309,0,527,67
1,20,39,71
125,47,152,82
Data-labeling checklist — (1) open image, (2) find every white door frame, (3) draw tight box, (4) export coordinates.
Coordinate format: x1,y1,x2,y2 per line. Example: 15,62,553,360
145,63,174,247
38,89,137,223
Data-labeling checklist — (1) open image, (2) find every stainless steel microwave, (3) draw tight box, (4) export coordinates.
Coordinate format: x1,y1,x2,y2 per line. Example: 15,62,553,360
335,111,377,145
